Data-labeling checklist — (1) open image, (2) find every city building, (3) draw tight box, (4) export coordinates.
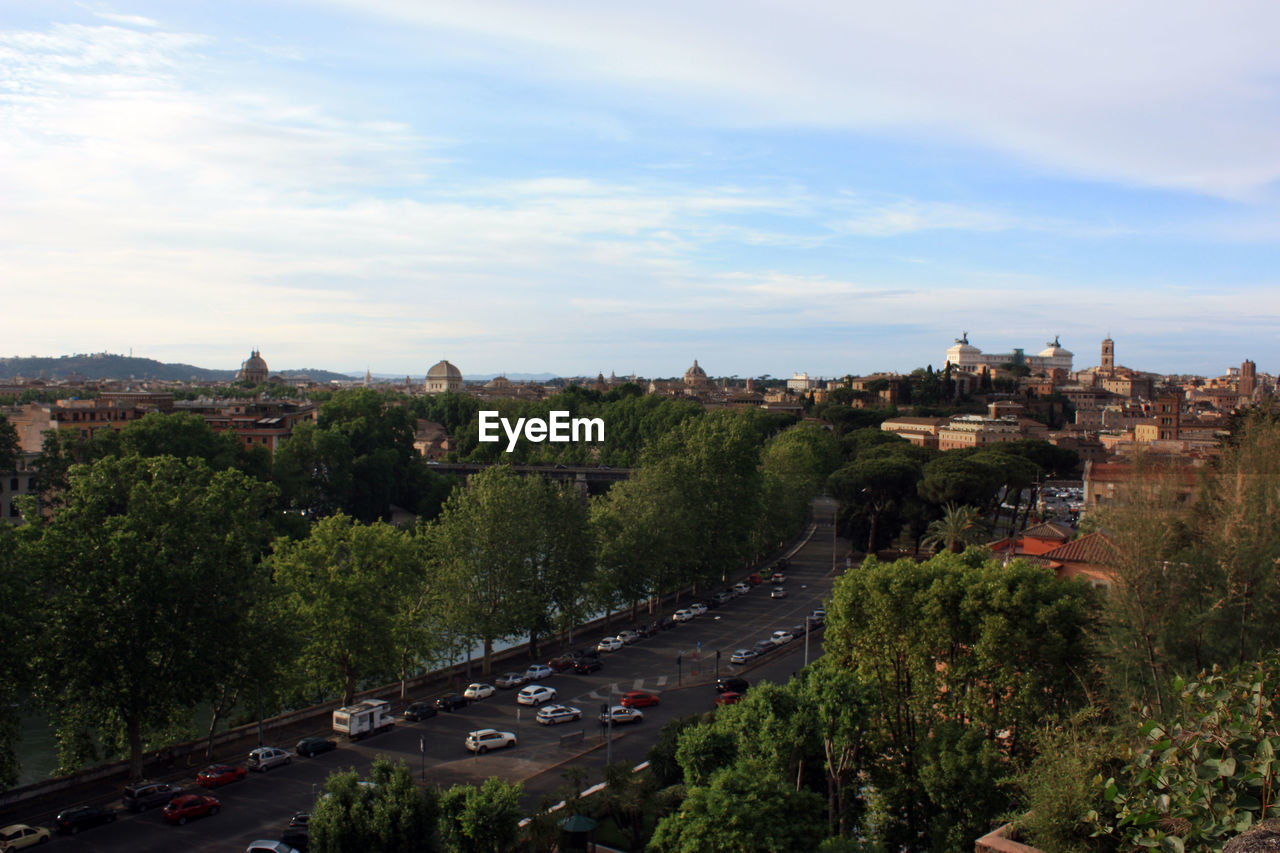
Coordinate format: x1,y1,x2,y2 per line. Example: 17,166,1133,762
237,349,269,384
425,360,463,394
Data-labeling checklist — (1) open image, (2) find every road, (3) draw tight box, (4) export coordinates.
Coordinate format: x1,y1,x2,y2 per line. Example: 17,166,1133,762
41,499,845,851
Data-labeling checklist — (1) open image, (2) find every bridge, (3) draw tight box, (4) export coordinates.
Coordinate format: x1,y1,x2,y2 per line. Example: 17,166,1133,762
426,462,632,495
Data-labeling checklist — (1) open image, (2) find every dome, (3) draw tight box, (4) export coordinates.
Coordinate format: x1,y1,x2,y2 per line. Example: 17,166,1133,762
424,359,463,394
683,359,709,384
485,375,510,389
428,360,462,380
238,349,268,383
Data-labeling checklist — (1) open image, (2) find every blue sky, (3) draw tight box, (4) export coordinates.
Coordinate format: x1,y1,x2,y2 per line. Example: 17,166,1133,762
3,1,1279,378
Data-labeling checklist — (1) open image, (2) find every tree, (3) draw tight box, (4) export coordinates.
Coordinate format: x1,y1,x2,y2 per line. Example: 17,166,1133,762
648,759,826,852
0,413,18,471
922,503,987,553
429,467,546,673
0,518,40,790
438,777,524,853
270,514,430,705
34,455,278,779
828,455,922,553
310,758,439,853
917,451,1004,510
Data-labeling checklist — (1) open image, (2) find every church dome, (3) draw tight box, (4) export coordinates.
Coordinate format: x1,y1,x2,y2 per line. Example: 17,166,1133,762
424,359,463,394
428,360,461,380
683,359,709,386
238,349,268,383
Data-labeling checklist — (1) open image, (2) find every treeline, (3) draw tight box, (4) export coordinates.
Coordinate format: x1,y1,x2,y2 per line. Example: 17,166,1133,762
0,400,839,788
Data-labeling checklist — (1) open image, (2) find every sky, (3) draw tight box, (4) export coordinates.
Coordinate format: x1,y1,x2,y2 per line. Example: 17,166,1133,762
3,1,1279,379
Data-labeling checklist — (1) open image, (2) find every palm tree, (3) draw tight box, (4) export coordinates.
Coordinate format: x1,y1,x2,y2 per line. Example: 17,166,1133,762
923,503,988,554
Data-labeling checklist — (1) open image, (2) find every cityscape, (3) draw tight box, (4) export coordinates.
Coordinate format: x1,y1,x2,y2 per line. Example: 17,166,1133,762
4,1,1280,852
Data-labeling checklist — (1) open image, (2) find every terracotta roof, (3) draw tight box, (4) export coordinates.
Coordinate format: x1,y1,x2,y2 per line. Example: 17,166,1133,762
1021,521,1075,541
1041,532,1119,566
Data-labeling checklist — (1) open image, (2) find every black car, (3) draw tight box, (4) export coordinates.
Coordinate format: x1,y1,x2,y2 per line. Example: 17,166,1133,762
636,622,659,638
573,657,603,674
290,811,310,827
435,693,470,711
280,828,310,852
700,597,721,610
123,780,183,812
56,805,118,834
296,736,337,757
404,700,438,721
716,676,749,694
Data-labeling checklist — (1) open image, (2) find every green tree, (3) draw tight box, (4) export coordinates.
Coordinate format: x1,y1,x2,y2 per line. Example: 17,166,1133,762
828,455,922,553
34,454,278,778
429,467,545,673
0,413,18,471
648,759,826,853
438,777,524,853
922,502,987,553
0,519,40,790
270,514,429,705
310,758,439,853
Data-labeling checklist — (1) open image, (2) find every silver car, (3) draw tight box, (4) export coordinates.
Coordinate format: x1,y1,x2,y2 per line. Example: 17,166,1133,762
247,746,292,772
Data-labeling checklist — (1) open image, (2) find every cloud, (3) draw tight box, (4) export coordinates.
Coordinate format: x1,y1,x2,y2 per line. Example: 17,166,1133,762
331,0,1280,199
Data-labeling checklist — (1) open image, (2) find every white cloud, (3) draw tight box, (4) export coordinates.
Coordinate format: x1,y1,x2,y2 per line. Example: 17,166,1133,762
330,0,1280,199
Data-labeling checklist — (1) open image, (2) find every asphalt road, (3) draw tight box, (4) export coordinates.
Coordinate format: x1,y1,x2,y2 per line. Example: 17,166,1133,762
38,502,846,852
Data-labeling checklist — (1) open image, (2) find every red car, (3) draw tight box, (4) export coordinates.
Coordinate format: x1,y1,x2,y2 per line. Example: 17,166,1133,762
715,691,743,706
620,691,660,708
162,794,221,825
196,764,248,788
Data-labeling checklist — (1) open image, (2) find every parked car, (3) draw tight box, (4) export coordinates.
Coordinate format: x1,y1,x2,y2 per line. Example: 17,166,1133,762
671,609,694,623
246,841,300,853
197,764,248,787
770,629,795,646
463,683,495,701
435,693,470,711
732,582,751,594
289,811,310,827
524,664,554,680
123,781,183,812
599,706,644,725
620,691,660,708
596,636,623,652
547,654,579,671
279,828,309,853
0,824,51,849
636,622,660,638
729,648,757,665
495,672,527,689
616,629,641,644
753,639,776,656
770,587,787,599
699,596,720,610
163,794,221,825
771,571,786,584
402,701,438,722
791,623,808,638
810,609,826,626
715,691,744,706
535,704,582,725
717,676,750,693
295,736,338,757
247,747,292,773
464,729,517,753
748,573,763,585
689,602,708,616
573,657,603,674
714,590,734,604
517,685,556,706
54,805,117,835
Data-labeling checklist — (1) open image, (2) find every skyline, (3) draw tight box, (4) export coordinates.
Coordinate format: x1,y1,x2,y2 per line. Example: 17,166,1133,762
3,2,1279,377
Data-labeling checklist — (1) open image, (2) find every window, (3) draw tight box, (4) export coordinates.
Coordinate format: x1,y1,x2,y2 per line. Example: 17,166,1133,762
8,478,16,491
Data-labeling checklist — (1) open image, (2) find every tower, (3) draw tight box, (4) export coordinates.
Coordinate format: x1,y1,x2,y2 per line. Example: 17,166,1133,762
1100,337,1114,372
1241,359,1257,397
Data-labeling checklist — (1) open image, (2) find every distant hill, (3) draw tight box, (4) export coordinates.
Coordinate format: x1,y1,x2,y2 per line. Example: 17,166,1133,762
0,353,348,384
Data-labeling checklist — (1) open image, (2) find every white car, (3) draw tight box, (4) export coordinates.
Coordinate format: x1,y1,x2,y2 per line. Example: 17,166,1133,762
689,602,708,616
535,704,582,725
771,587,787,599
463,683,495,701
770,629,795,646
247,746,292,772
596,637,623,652
525,664,554,680
810,609,826,626
672,609,694,623
616,630,641,644
246,842,301,853
729,648,757,665
517,685,557,706
464,729,517,753
599,705,644,725
495,671,527,689
732,582,751,594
